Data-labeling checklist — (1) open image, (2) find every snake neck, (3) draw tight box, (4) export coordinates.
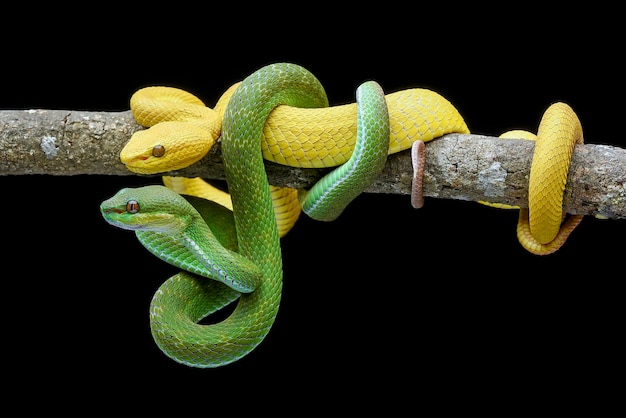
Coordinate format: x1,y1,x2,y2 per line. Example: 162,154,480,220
180,222,260,293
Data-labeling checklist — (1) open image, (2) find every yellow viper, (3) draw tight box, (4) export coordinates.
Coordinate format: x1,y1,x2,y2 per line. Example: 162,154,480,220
121,77,584,255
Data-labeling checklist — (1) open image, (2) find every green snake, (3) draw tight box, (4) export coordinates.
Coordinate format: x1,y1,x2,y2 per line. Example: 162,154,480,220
100,63,391,367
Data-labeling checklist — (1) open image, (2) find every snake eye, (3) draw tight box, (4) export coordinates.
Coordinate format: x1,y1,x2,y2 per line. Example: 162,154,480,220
126,200,140,213
152,145,165,157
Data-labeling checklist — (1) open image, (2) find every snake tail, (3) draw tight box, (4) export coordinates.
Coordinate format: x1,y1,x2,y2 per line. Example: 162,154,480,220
411,140,426,209
298,80,390,221
516,209,583,255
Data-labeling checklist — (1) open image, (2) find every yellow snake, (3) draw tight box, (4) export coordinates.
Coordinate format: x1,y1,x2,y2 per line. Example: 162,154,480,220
497,104,584,255
121,71,584,255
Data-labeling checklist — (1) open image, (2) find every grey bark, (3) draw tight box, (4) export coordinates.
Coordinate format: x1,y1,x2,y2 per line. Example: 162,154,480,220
1,109,625,219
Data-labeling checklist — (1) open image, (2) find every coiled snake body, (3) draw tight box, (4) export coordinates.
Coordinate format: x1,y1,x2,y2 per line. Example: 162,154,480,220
101,62,584,367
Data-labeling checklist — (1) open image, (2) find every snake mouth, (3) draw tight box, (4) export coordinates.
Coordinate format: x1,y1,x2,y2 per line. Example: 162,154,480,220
121,159,166,175
102,207,125,214
100,211,145,231
120,153,148,164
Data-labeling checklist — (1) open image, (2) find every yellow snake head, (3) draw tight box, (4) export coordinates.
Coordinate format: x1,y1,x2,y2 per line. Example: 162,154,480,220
121,121,218,174
122,86,225,175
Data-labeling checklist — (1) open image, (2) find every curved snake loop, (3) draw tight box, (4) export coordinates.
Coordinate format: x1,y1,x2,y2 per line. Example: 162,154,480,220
513,103,584,255
102,63,391,367
478,103,584,255
122,75,470,235
103,63,586,367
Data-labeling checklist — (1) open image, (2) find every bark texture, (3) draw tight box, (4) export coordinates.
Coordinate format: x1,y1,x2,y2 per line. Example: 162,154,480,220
1,109,625,219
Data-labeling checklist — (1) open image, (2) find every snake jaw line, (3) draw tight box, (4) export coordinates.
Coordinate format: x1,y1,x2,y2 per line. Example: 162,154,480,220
102,210,190,234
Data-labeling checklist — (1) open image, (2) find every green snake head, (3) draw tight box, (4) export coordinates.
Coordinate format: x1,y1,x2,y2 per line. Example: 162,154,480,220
100,184,261,294
100,185,197,234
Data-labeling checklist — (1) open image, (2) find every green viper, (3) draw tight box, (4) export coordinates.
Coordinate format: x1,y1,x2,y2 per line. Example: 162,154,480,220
100,63,391,367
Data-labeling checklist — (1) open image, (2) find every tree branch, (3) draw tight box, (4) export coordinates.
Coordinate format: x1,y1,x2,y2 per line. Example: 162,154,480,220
1,109,625,219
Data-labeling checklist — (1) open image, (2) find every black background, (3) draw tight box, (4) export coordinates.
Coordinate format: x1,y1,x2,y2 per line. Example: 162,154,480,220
3,6,624,409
